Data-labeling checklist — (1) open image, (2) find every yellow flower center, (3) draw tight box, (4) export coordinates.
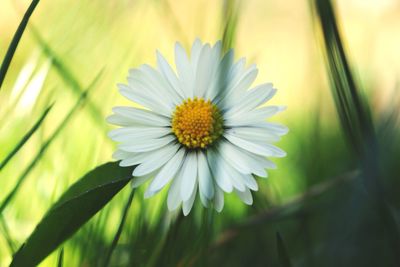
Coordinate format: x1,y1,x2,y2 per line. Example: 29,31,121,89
172,98,224,149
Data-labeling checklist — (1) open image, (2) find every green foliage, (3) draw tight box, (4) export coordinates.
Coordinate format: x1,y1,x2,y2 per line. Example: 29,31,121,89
10,162,134,267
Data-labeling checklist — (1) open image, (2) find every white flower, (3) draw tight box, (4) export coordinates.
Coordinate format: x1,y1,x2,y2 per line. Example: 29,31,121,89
108,39,288,215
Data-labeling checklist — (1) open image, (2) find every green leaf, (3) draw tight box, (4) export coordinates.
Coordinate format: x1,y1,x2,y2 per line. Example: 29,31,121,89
10,162,134,267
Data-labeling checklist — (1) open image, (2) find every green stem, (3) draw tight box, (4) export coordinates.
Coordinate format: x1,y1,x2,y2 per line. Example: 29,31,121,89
103,189,135,267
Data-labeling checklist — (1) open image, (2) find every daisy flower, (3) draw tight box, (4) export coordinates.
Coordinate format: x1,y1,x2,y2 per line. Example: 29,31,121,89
108,39,288,215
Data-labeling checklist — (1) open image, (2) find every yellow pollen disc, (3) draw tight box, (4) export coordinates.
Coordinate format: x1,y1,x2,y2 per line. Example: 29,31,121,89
172,97,224,149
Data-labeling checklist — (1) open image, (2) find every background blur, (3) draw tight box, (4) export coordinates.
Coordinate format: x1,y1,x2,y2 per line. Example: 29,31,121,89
1,0,400,266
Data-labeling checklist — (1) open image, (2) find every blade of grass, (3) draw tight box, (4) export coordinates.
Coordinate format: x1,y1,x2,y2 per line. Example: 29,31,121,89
0,216,16,254
312,0,375,159
102,189,135,267
221,0,241,52
0,70,103,214
0,103,53,172
57,248,64,267
0,0,40,90
29,26,106,129
312,0,400,262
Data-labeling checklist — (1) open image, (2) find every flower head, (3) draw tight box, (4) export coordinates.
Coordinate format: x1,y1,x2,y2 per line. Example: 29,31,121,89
108,39,288,215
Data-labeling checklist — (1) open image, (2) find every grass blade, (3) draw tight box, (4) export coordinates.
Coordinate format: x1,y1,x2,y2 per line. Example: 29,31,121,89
57,248,64,267
0,216,17,254
312,0,374,158
221,0,241,52
0,104,53,172
102,189,135,267
312,0,400,263
0,71,103,214
29,26,106,127
0,0,40,90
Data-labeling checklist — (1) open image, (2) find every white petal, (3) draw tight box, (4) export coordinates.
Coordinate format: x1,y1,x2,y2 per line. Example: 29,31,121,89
194,44,212,98
180,152,198,202
211,41,222,59
119,153,149,167
190,38,203,71
202,41,223,98
206,49,234,101
207,150,233,193
255,122,289,136
224,133,275,157
118,83,171,116
112,149,133,160
199,190,210,208
131,172,154,188
167,165,184,211
132,144,180,176
235,188,253,205
175,42,193,98
108,106,170,127
108,127,170,140
182,179,197,216
220,157,246,192
223,83,276,114
224,106,286,127
198,151,214,199
264,144,287,157
145,148,186,197
156,50,185,99
214,185,224,212
242,174,259,191
216,63,258,107
218,140,270,176
229,64,258,95
128,67,174,108
135,64,181,106
118,135,175,153
226,127,281,143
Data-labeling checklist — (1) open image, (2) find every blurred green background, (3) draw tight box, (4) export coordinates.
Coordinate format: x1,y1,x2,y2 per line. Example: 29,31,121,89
1,0,400,266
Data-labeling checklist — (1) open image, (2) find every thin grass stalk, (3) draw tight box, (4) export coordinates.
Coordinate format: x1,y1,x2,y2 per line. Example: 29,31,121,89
102,189,135,267
0,0,40,90
221,0,240,52
0,71,102,214
0,104,53,172
0,216,16,254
